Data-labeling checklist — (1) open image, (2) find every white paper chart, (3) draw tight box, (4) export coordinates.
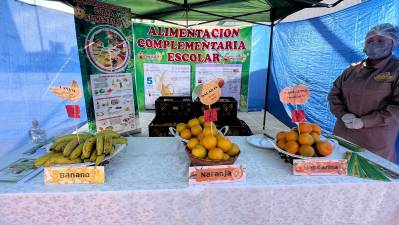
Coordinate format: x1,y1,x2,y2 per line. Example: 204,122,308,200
195,64,242,105
144,63,191,109
90,73,136,133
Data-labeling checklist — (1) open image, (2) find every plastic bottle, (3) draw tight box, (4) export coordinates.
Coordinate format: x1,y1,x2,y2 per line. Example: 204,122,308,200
29,119,47,143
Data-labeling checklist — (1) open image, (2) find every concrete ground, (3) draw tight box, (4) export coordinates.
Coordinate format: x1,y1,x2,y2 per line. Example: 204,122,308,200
133,110,289,137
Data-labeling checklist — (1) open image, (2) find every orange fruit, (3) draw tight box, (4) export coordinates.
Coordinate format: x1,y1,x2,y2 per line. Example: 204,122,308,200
276,132,286,141
176,123,187,133
180,129,192,140
285,141,299,154
197,133,204,140
201,135,217,149
187,138,199,150
298,123,312,134
310,132,320,142
299,145,315,157
208,147,224,160
203,126,218,136
192,145,207,158
198,116,205,125
277,140,286,149
315,141,333,156
286,131,298,142
298,133,314,145
311,124,322,135
217,138,233,152
223,153,230,160
227,143,240,156
188,118,200,128
191,125,203,136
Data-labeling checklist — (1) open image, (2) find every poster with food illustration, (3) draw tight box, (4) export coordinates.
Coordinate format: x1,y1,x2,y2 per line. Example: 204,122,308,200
85,25,130,73
195,64,242,107
90,73,136,133
144,63,191,109
73,0,138,133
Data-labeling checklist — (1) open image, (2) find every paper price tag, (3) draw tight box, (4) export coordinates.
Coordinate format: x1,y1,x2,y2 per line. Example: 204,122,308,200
279,85,310,105
189,165,246,185
293,160,347,176
44,166,104,184
204,108,218,122
199,80,221,105
65,105,81,118
291,110,305,122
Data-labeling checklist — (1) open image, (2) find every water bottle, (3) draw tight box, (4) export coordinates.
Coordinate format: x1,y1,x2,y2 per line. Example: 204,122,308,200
29,119,47,143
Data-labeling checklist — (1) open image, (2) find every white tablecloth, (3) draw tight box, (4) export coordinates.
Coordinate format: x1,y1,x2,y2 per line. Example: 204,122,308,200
0,137,399,225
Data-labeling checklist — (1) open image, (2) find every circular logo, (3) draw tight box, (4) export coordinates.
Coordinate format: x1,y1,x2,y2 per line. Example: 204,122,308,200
85,25,130,73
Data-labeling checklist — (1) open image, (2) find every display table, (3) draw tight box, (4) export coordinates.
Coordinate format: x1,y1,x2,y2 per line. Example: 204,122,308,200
0,137,399,225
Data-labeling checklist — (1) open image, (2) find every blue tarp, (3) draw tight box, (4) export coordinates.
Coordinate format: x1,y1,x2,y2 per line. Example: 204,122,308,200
268,0,399,162
0,0,86,157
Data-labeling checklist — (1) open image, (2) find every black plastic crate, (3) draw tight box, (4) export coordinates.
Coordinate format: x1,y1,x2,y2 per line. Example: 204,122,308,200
197,97,238,121
215,118,253,136
148,116,184,137
155,96,198,120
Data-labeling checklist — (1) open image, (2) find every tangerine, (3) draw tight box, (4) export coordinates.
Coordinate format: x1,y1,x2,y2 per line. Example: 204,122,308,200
311,124,322,135
315,141,333,156
180,129,192,140
201,135,217,149
217,138,233,152
176,123,187,133
208,148,224,160
203,126,218,136
192,145,207,158
276,132,286,141
227,143,240,156
187,138,199,150
298,133,314,145
223,153,230,160
310,132,320,142
299,145,315,157
188,118,200,128
286,131,299,142
203,121,212,128
277,140,286,149
198,116,205,125
285,141,299,154
298,123,312,134
191,125,203,136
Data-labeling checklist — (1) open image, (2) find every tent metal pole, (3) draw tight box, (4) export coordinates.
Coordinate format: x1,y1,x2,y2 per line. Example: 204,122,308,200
262,18,274,130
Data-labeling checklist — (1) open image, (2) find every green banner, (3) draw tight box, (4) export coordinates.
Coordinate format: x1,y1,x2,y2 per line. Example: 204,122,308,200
72,0,139,133
133,23,252,111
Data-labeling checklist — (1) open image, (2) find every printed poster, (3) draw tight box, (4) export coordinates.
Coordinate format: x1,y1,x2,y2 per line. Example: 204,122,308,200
195,64,242,106
73,0,139,133
143,63,191,109
90,73,136,132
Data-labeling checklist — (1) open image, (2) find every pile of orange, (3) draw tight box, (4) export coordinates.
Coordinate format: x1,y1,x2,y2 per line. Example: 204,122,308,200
275,122,333,157
176,116,240,160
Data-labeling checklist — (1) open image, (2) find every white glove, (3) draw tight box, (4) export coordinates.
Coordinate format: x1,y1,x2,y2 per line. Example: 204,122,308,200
341,113,356,123
345,118,364,129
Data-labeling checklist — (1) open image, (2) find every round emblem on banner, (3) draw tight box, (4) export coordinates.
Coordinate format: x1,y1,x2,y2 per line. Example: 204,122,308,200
85,25,130,73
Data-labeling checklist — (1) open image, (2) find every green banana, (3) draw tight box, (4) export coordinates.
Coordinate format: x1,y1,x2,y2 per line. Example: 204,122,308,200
99,129,120,138
54,141,68,152
104,135,113,155
34,152,56,167
53,133,92,144
53,157,82,165
43,153,64,167
110,145,116,155
96,134,104,156
89,150,97,162
82,137,96,159
63,138,80,157
112,137,128,145
95,154,105,166
70,142,84,160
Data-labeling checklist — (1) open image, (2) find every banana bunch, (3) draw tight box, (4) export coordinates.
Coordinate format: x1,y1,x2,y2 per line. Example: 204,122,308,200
34,130,128,167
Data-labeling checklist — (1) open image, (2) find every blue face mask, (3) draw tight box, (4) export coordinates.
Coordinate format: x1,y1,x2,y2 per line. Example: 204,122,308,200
364,40,393,60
